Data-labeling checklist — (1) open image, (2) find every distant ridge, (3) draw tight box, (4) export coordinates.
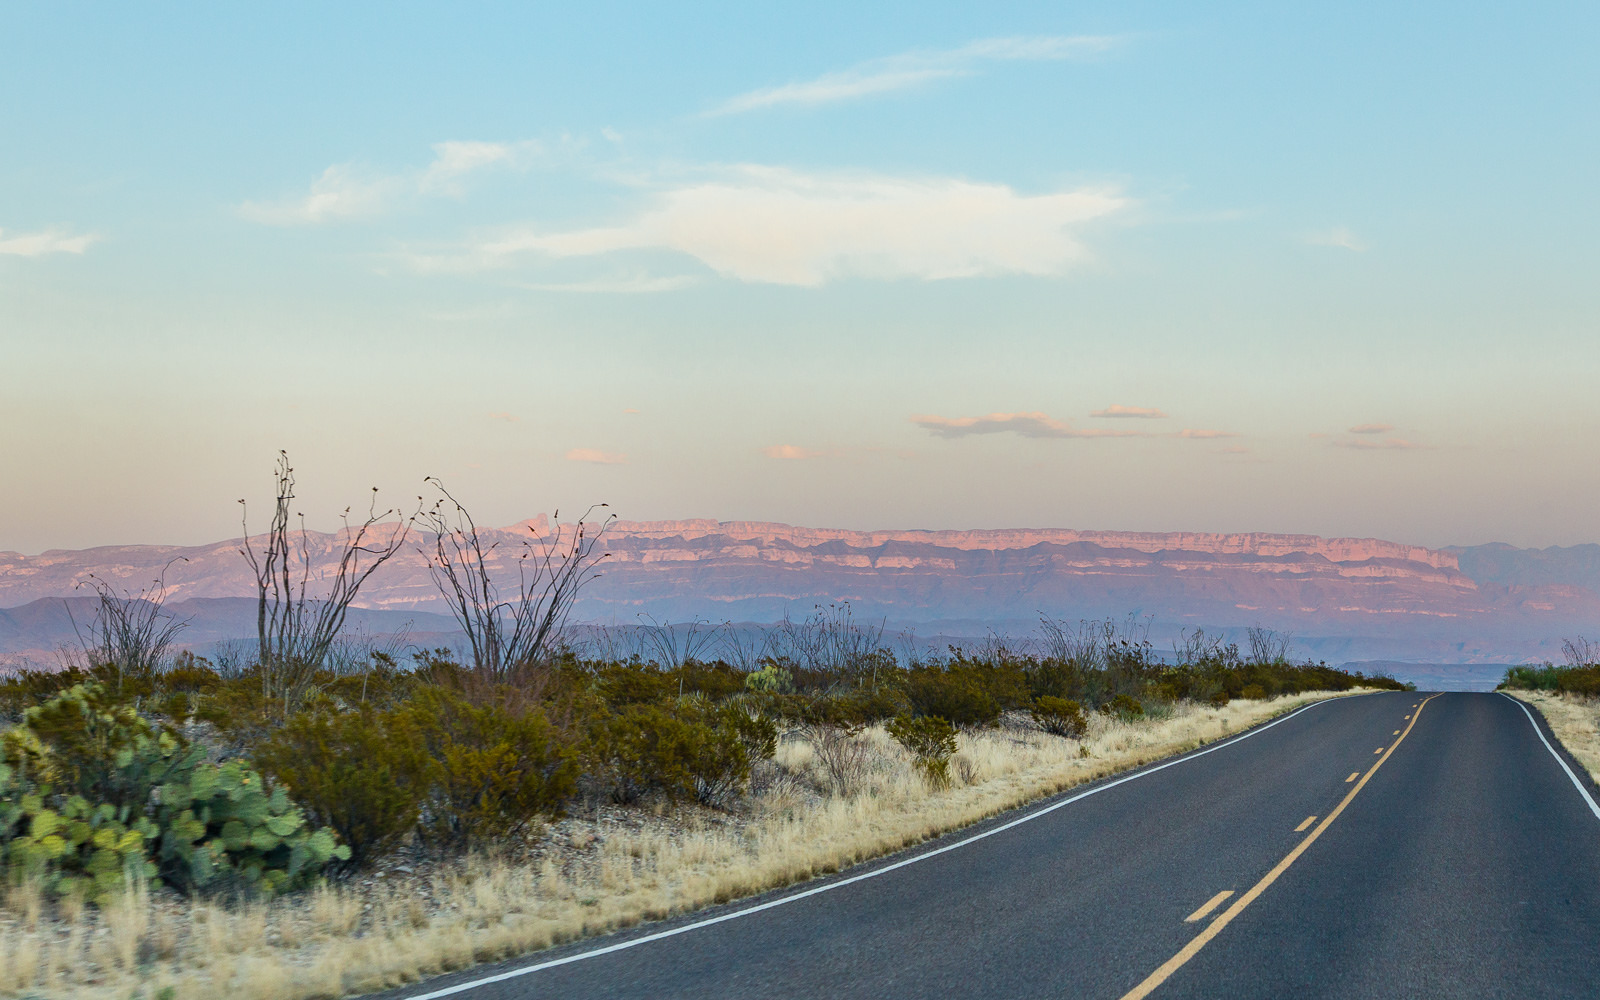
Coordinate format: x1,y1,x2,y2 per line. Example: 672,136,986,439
2,520,1597,664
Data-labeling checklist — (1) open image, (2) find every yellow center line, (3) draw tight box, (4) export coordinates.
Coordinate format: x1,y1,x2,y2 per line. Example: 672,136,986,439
1183,890,1234,923
1374,747,1384,753
1393,730,1400,735
1294,815,1317,832
1405,715,1411,720
1118,693,1441,1000
1345,772,1358,782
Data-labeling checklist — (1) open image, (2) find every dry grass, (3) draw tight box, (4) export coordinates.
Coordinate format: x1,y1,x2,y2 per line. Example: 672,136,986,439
0,689,1364,999
1505,690,1600,784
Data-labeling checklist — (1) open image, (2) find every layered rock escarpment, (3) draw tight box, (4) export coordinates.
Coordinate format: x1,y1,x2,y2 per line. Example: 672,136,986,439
8,518,1587,632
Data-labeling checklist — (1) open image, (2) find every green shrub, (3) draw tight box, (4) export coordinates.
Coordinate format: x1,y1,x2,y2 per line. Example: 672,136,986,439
885,715,958,790
409,689,579,850
256,708,434,870
903,668,1000,729
722,706,778,764
589,703,749,806
1099,693,1144,722
1208,689,1231,708
1239,684,1268,701
596,663,674,708
1030,696,1088,739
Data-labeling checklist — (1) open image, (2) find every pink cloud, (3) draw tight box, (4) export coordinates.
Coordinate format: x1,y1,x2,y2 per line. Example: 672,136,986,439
1178,429,1238,440
912,412,1146,440
1091,404,1168,419
565,448,627,464
1348,423,1394,435
764,444,824,459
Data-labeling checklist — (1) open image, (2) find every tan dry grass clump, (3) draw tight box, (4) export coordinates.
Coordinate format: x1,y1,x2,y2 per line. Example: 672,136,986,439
0,689,1363,1000
1506,690,1600,783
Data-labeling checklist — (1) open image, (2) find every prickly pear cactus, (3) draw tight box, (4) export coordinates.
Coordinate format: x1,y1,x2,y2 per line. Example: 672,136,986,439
0,684,350,903
153,759,349,895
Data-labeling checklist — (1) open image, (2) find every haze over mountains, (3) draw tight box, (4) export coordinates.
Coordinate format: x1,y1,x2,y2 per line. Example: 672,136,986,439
2,519,1597,671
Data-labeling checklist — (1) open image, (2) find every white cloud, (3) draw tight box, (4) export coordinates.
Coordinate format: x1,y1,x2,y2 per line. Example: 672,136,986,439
913,411,1146,440
1091,404,1167,419
764,444,824,459
709,35,1117,115
1306,226,1367,251
0,227,100,256
565,448,627,464
1347,423,1394,435
460,165,1127,286
242,141,540,225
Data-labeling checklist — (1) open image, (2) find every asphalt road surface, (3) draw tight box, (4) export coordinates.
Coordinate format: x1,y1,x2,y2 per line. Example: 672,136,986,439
377,692,1600,1000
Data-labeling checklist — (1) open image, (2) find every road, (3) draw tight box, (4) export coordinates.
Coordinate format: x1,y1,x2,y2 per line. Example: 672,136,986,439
379,692,1600,1000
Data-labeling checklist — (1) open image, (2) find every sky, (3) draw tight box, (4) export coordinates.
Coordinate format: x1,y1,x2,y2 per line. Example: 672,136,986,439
2,1,1597,554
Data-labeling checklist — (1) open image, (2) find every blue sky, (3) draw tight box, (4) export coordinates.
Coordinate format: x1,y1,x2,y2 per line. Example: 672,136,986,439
2,1,1597,552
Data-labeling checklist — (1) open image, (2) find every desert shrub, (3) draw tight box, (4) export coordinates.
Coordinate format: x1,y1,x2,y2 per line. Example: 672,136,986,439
256,707,434,870
722,705,778,764
885,715,958,790
589,703,749,806
408,688,579,850
1099,693,1144,722
1239,683,1268,701
0,667,92,722
1500,663,1600,696
596,663,674,708
1209,689,1231,707
1030,696,1088,739
802,721,871,797
903,667,1001,729
671,661,746,701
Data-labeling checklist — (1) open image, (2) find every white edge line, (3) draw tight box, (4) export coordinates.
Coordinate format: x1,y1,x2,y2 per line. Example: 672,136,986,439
1500,692,1600,821
402,695,1353,1000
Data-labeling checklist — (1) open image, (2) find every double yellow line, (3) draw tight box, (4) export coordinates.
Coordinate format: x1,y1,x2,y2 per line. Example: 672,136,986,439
1118,693,1440,1000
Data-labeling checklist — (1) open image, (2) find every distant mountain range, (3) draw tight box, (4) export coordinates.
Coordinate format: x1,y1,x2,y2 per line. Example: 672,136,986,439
3,519,1597,667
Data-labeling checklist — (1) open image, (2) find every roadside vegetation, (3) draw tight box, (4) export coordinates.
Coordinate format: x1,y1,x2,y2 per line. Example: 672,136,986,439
0,455,1409,999
1500,637,1600,785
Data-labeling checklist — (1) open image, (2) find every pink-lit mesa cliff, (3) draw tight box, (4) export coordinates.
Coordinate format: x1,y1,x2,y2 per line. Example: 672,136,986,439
1,519,1596,662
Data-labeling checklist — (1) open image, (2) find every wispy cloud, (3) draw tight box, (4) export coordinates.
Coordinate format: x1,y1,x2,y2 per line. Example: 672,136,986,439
1347,423,1393,435
241,140,542,225
565,448,627,464
1092,404,1167,419
488,411,519,422
440,165,1127,286
1220,445,1251,455
1336,437,1428,451
0,226,101,256
709,35,1118,115
1178,429,1238,439
522,274,699,294
913,411,1146,440
763,444,824,460
1306,226,1367,251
